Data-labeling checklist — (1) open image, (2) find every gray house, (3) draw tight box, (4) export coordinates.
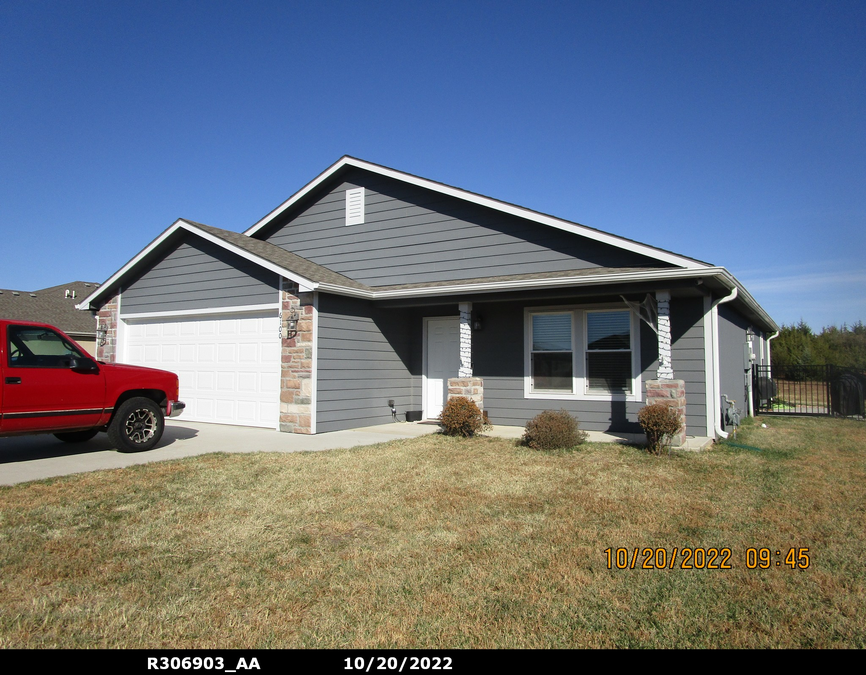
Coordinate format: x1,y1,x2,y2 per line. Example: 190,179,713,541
79,156,777,439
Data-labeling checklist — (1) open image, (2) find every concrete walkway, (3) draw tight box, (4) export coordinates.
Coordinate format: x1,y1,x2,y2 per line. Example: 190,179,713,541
0,420,712,486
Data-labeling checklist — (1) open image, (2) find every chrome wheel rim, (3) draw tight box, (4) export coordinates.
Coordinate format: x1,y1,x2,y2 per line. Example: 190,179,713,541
124,408,157,444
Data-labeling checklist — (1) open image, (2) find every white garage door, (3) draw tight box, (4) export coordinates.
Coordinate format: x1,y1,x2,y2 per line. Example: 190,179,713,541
123,312,280,428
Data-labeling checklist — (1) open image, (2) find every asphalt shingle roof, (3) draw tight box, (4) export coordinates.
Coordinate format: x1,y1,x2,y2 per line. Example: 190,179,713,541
0,281,99,335
186,221,370,290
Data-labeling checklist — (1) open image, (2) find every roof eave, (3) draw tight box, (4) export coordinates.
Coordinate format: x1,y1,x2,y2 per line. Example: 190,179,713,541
317,266,778,332
77,219,319,310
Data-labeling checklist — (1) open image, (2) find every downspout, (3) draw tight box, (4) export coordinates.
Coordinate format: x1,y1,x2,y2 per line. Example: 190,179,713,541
766,331,780,367
711,285,738,439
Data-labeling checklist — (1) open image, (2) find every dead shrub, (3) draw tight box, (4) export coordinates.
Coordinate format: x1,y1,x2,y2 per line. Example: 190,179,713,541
522,410,588,450
638,403,683,454
439,397,490,437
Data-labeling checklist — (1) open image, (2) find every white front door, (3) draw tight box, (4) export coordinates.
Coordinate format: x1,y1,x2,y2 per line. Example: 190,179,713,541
425,317,460,419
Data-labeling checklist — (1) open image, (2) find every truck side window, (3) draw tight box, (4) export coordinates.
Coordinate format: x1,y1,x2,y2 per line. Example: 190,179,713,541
7,326,85,368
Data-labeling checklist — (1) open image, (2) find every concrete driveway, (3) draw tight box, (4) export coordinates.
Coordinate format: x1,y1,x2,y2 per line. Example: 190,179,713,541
0,420,443,486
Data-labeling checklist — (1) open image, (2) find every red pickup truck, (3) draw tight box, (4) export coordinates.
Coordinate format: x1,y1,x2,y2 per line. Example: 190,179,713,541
0,319,184,452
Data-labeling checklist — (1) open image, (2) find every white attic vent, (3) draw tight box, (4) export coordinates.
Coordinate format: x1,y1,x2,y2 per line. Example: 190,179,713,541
65,289,76,299
345,187,365,226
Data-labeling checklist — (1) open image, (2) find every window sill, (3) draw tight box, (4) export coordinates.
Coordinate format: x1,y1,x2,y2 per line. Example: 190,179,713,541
525,391,642,403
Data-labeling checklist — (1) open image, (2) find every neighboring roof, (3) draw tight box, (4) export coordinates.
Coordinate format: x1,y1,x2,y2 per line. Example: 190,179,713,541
244,155,711,270
0,281,99,335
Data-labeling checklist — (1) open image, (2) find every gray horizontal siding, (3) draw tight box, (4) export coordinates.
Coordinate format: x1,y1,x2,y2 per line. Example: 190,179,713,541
718,304,751,420
670,297,707,434
262,168,668,286
122,235,279,313
482,376,650,430
316,293,419,434
471,296,708,435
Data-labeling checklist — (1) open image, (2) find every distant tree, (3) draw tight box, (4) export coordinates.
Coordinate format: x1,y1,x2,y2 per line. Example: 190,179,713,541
772,320,866,369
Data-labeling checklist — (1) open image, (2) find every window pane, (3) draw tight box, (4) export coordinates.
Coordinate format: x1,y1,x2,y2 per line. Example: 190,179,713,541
8,326,83,368
532,313,572,351
587,352,632,394
532,352,573,392
587,311,630,350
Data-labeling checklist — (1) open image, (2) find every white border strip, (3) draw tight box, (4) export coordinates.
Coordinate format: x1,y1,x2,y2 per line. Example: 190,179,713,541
120,303,280,321
310,291,319,435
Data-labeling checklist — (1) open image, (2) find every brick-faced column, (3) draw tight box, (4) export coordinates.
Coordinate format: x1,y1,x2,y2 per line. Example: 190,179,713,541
95,293,119,363
279,279,314,434
447,377,483,410
458,302,472,377
645,379,686,447
656,290,674,380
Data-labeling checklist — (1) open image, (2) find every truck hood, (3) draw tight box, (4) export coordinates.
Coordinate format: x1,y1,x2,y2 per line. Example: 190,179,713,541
98,361,177,378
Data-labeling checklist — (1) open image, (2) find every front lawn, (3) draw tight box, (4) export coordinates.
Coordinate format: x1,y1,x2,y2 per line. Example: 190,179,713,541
1,416,864,648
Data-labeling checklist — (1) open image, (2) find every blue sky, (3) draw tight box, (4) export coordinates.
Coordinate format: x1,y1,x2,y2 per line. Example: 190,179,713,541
1,0,864,329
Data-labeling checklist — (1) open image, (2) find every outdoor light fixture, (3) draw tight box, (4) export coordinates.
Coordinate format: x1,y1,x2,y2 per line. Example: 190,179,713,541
472,313,484,331
96,328,107,346
284,308,299,337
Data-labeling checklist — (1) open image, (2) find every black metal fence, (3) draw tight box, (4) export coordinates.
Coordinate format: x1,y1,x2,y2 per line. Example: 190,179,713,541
753,364,866,418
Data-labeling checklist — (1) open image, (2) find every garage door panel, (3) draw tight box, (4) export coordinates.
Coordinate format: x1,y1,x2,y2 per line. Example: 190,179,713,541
123,312,279,428
197,371,215,390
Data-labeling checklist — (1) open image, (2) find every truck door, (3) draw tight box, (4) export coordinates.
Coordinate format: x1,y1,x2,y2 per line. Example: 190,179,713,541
1,324,106,434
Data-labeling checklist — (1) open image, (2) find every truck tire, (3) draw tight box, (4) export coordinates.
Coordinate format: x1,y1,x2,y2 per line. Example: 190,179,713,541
54,429,99,443
108,397,165,452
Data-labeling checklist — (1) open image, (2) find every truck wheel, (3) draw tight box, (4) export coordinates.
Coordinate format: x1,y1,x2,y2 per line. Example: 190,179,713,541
108,397,165,452
54,429,99,443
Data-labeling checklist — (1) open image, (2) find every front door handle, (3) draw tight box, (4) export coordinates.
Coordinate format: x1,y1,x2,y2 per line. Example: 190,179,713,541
4,377,22,384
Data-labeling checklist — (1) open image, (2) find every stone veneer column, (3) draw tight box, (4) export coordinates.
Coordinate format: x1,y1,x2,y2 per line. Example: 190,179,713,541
279,279,314,434
95,293,120,363
458,301,472,377
447,377,484,410
645,379,687,447
656,290,674,380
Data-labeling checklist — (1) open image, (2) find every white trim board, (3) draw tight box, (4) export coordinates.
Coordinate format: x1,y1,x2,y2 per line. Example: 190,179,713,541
120,303,280,321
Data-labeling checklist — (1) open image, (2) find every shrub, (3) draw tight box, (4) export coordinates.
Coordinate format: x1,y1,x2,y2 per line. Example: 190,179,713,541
439,397,490,437
522,410,587,450
638,403,683,454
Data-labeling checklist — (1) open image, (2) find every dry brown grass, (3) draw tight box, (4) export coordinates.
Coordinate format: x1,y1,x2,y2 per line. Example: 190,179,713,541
1,416,864,648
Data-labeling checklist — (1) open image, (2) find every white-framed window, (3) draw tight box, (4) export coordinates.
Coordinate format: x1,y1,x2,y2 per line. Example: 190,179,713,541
524,305,641,401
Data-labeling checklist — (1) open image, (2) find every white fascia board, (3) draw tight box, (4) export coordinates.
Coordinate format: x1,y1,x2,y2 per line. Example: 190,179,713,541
244,156,709,269
714,268,779,333
315,266,778,331
245,157,351,236
76,219,317,310
317,267,721,300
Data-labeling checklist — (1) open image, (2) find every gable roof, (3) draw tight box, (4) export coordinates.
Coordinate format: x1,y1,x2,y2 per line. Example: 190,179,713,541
76,219,368,311
244,156,711,270
0,281,100,335
76,159,777,332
